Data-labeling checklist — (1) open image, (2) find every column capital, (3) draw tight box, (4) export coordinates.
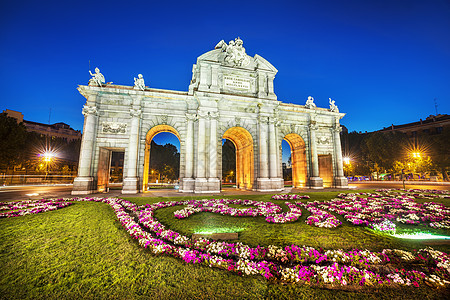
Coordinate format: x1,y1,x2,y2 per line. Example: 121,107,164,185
258,115,269,124
209,111,219,120
269,117,280,127
185,112,198,122
309,122,318,131
331,125,342,133
82,105,98,116
130,108,142,118
197,110,209,119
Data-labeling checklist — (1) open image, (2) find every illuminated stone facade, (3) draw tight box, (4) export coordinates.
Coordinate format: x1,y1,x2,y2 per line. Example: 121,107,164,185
72,38,348,195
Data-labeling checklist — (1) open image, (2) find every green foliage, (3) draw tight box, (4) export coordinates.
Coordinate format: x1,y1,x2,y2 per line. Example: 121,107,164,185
0,113,28,169
361,132,409,173
222,139,236,181
149,141,180,181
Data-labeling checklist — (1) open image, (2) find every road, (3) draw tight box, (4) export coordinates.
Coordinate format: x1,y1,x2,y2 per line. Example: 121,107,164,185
0,185,74,202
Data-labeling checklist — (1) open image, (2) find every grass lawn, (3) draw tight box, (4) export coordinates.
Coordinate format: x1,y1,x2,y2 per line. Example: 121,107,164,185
1,191,449,299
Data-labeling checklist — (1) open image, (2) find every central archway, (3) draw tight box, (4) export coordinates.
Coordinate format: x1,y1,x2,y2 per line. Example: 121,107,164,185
283,133,307,188
142,125,180,192
222,127,254,190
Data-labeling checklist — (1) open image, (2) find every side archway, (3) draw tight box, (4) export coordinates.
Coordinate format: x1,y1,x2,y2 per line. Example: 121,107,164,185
223,127,254,190
142,125,180,191
284,133,307,188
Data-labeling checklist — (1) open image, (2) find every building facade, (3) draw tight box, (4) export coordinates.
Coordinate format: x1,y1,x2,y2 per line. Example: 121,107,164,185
2,109,82,142
379,114,450,147
72,38,348,194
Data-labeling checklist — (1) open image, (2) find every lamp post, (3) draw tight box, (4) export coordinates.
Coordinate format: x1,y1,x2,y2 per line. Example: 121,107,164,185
42,152,53,181
401,169,405,190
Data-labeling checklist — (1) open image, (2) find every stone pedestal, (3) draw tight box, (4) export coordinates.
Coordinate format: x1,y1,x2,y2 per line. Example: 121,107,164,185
194,178,209,193
122,177,140,194
309,177,324,189
72,177,96,195
256,178,283,192
334,176,348,188
181,178,195,193
207,178,221,193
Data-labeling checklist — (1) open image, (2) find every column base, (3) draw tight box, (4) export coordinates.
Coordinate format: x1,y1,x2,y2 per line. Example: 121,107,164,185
194,178,209,193
122,177,140,194
207,178,221,193
72,177,96,195
180,178,195,193
334,176,349,188
309,177,324,189
256,178,284,192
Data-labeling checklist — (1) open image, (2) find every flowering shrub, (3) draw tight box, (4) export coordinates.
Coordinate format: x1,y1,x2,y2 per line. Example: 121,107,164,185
370,219,396,234
0,199,72,218
1,189,450,289
271,194,310,200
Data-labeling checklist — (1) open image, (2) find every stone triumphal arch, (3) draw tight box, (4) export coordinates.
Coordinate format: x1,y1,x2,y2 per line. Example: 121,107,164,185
72,38,348,195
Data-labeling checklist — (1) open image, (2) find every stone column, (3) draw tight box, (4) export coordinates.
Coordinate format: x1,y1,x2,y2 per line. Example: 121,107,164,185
185,113,195,178
122,108,142,194
72,104,98,195
257,115,270,190
332,123,348,188
259,116,269,178
308,122,323,189
269,118,278,179
208,112,220,192
195,110,208,192
181,113,196,192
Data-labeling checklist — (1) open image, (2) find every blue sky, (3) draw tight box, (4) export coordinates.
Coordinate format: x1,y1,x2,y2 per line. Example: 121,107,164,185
1,0,449,156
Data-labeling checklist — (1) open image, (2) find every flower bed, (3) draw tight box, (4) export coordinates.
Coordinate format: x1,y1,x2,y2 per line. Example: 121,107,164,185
272,194,310,200
1,190,450,289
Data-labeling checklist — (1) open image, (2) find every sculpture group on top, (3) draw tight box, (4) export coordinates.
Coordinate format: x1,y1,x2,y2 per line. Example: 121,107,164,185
215,37,250,67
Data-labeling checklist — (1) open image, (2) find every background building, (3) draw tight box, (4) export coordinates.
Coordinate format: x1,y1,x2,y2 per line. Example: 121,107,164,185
379,114,449,147
3,109,82,141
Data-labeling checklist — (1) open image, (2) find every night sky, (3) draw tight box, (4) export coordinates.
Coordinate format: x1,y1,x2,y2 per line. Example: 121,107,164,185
1,0,449,144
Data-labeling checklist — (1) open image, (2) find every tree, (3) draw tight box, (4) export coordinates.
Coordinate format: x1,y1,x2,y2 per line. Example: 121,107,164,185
149,141,180,182
426,129,450,180
222,139,236,182
361,131,409,174
0,113,28,171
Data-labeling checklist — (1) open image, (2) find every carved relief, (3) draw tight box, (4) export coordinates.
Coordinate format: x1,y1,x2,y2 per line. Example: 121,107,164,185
160,115,168,124
102,122,127,134
317,136,330,144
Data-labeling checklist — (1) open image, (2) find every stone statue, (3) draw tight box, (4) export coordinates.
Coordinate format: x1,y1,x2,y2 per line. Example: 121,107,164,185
305,96,316,109
215,37,250,67
134,74,145,90
89,67,105,86
329,98,339,112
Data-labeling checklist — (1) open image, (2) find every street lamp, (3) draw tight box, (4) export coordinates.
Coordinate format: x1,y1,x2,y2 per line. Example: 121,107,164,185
40,151,54,181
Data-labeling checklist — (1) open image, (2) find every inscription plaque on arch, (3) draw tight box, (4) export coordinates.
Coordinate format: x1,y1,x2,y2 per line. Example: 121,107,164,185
223,75,251,91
